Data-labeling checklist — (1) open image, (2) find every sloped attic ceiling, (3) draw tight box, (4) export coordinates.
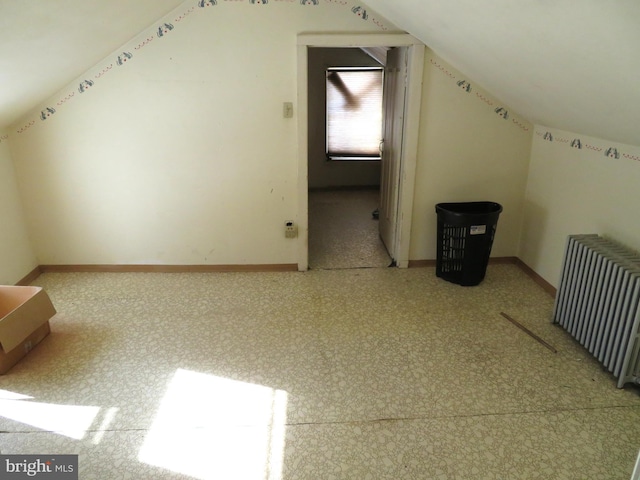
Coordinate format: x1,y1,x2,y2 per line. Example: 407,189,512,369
363,0,640,146
1,0,639,146
0,0,184,129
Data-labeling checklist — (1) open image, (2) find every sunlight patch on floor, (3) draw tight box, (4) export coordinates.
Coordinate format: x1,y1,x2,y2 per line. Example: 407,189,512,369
138,369,288,480
0,397,101,440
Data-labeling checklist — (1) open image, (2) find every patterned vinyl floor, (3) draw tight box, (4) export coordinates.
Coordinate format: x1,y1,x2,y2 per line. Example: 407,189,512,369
308,189,391,270
1,265,640,477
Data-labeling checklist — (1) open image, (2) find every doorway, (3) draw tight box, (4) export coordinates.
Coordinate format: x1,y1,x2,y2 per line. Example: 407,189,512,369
306,47,390,270
297,34,425,271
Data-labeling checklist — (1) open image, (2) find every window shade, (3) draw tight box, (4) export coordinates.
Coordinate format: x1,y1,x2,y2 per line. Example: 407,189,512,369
326,68,383,158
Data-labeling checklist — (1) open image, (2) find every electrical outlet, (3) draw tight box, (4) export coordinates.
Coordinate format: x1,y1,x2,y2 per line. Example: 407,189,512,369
285,221,298,238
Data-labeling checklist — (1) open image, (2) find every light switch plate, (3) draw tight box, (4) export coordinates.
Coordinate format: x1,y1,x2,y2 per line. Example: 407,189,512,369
283,102,293,118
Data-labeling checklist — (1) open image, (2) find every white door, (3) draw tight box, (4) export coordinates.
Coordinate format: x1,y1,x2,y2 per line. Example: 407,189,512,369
379,47,408,261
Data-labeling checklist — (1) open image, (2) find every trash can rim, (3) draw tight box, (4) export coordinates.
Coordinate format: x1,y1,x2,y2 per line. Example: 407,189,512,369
435,201,503,215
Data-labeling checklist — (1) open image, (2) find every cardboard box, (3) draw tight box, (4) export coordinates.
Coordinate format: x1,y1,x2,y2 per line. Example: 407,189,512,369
0,286,56,374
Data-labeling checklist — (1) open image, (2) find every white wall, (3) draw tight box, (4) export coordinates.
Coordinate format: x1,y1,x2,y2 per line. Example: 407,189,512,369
0,134,37,284
307,47,381,189
7,3,539,269
409,51,533,261
520,126,640,287
9,2,396,266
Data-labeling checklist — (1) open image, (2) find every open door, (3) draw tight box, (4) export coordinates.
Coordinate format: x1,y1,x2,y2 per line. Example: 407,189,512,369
297,35,424,271
378,47,408,262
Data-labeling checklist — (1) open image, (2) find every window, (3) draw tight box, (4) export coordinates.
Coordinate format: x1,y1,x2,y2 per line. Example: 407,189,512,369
326,67,383,160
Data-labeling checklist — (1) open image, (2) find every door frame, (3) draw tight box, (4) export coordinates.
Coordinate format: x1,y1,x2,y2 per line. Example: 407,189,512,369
296,34,424,271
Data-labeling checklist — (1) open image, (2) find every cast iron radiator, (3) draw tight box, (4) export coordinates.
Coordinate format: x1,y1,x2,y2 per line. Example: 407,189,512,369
553,234,640,388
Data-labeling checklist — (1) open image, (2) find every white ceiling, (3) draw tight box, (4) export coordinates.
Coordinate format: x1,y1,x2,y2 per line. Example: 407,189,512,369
0,0,184,128
2,0,639,145
363,0,640,146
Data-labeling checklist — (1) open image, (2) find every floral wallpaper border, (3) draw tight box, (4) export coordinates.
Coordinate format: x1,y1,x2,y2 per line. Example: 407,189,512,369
11,0,390,137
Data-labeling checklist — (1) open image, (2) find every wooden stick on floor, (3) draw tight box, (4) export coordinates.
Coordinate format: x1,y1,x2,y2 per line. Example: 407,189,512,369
500,312,558,353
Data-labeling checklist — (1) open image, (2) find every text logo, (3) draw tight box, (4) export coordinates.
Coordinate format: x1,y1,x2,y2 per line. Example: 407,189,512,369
0,455,78,479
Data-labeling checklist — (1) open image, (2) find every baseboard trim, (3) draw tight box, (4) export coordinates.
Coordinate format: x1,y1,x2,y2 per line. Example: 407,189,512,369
407,259,436,268
408,256,555,297
22,258,556,296
38,264,299,274
488,256,519,265
15,266,43,286
408,257,517,269
514,258,557,297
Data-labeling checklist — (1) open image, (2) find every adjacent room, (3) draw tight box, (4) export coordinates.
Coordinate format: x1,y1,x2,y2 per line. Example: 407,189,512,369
307,46,391,270
1,1,640,478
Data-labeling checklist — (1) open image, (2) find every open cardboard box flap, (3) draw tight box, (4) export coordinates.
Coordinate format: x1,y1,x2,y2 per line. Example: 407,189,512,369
0,286,57,353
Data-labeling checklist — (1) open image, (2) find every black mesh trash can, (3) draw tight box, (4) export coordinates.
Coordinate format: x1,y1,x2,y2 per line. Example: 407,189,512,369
435,202,503,286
